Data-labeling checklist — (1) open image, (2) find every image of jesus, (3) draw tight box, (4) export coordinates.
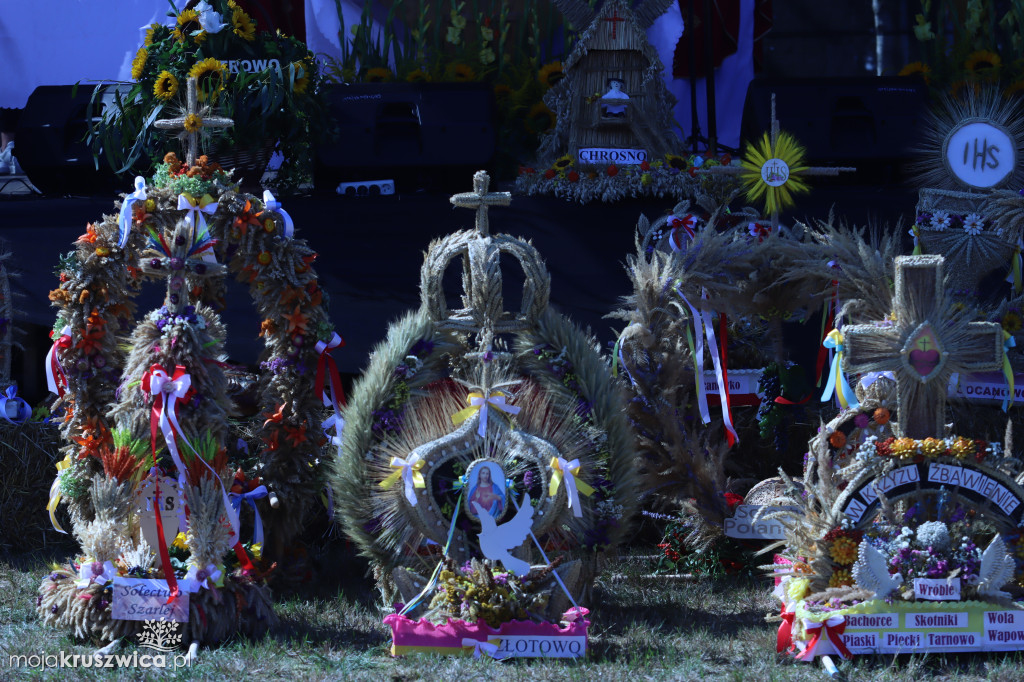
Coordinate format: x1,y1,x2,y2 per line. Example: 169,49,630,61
468,464,505,519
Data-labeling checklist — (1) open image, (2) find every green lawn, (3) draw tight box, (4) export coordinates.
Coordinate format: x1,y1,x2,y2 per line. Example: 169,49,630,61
3,549,1024,681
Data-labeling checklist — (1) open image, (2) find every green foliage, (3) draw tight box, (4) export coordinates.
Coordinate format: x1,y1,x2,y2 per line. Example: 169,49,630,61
86,0,332,193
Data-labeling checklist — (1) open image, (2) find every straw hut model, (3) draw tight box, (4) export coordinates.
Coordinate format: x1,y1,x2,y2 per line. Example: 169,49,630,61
540,0,680,167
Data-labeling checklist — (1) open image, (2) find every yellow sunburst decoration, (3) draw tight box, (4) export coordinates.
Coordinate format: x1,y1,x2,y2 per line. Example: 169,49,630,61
740,131,810,216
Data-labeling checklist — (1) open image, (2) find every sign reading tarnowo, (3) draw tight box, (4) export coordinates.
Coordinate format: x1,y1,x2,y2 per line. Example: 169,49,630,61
839,461,1024,525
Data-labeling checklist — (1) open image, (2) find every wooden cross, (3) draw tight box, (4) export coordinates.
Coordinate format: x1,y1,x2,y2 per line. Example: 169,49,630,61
450,170,512,237
707,94,855,229
602,7,626,39
154,77,233,166
842,255,1005,439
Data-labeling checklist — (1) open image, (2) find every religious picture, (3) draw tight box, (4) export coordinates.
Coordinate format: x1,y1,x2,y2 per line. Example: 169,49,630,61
465,460,506,521
601,78,630,118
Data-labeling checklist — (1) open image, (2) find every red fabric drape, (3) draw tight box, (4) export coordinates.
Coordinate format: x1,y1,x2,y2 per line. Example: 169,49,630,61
672,0,773,79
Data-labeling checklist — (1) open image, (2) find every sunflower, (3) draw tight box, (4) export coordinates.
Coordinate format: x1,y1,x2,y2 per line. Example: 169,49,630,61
365,67,393,83
524,101,555,134
552,154,574,171
537,61,564,89
965,50,1001,72
406,69,431,83
897,61,930,83
493,83,512,98
143,23,160,46
232,8,256,41
291,61,310,94
446,62,477,82
130,47,148,81
665,153,688,170
153,71,180,101
739,131,809,215
183,114,203,134
188,58,228,101
173,9,205,44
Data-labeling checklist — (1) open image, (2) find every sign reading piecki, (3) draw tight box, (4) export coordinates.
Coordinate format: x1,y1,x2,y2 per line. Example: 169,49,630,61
839,460,1024,526
944,120,1016,189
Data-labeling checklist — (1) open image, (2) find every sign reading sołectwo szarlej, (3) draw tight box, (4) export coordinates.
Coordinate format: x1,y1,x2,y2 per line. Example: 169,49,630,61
111,578,188,622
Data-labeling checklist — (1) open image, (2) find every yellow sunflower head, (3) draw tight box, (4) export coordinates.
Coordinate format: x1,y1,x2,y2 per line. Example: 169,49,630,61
365,67,393,83
740,130,810,215
131,47,148,81
552,154,574,170
493,83,512,98
232,8,256,41
183,113,203,134
525,101,555,134
291,61,310,94
665,153,688,170
897,61,931,83
965,50,1001,72
446,62,476,82
406,69,431,83
537,61,564,89
188,58,228,101
153,71,180,101
173,9,206,45
144,23,160,47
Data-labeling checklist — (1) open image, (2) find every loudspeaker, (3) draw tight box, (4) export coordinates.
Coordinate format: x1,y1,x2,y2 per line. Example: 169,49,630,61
315,82,496,192
741,76,929,163
15,85,123,195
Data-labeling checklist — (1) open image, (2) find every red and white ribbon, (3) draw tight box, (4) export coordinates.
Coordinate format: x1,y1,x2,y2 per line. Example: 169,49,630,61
777,608,795,653
668,214,697,251
795,616,852,661
262,190,294,238
45,326,72,397
315,332,346,447
142,364,239,542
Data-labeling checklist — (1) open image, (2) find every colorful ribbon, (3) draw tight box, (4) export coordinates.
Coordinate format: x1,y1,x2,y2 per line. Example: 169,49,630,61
177,193,218,236
117,176,147,248
262,190,294,238
1003,331,1016,412
910,225,922,256
548,457,595,517
0,385,30,424
677,286,738,444
451,391,521,437
668,214,697,251
777,608,795,653
748,221,771,242
461,638,510,660
228,485,268,546
183,563,223,592
795,616,852,661
380,454,426,506
46,454,72,534
45,326,72,397
820,330,859,410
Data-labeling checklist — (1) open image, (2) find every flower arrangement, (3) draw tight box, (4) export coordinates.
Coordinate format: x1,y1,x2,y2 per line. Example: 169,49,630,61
515,152,740,203
87,0,332,192
423,558,552,627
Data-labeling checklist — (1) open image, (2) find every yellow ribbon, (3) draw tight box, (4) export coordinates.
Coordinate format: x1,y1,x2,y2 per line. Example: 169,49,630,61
821,329,858,410
46,454,72,534
451,391,520,437
548,457,595,517
380,455,426,506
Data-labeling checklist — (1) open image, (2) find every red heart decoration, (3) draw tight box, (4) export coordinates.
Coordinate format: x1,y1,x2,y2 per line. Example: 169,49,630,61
909,348,940,377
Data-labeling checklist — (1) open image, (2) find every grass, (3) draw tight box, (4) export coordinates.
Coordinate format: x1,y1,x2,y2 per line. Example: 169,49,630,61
3,549,1024,680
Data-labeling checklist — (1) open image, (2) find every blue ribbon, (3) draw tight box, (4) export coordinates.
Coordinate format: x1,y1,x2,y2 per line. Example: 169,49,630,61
228,485,268,546
117,176,147,248
0,385,31,424
820,330,859,410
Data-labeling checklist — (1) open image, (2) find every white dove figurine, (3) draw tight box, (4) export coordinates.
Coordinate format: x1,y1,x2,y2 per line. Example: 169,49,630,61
852,540,903,601
976,534,1017,600
474,493,534,577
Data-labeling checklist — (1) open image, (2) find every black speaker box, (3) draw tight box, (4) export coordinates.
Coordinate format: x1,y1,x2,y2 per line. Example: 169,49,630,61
315,82,496,192
15,84,122,195
741,76,929,163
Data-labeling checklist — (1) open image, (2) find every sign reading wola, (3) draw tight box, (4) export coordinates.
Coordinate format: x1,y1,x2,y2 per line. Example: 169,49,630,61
577,148,647,165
